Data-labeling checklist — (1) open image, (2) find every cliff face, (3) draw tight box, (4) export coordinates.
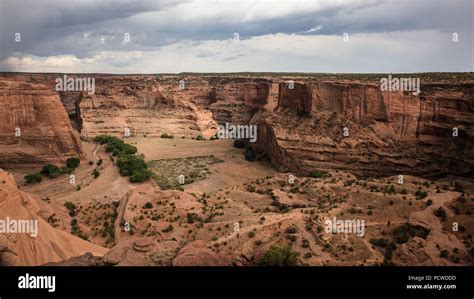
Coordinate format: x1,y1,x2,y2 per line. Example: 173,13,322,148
78,76,224,138
0,78,84,168
252,81,474,177
78,76,273,138
1,74,471,177
208,78,273,124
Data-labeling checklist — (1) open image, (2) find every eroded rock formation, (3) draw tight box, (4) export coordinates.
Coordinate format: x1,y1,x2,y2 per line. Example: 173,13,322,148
0,76,84,168
0,170,107,265
251,81,474,177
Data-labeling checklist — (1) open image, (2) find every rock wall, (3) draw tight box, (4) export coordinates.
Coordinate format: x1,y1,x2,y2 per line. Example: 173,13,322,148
1,73,471,177
251,81,474,177
0,78,84,168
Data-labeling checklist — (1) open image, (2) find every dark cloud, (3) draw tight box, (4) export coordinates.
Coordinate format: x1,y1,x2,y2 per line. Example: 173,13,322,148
0,0,472,72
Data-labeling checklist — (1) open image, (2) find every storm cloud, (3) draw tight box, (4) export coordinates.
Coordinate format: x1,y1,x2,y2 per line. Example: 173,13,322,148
0,0,472,73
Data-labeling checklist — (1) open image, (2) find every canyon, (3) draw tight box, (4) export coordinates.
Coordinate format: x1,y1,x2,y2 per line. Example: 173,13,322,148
0,72,472,266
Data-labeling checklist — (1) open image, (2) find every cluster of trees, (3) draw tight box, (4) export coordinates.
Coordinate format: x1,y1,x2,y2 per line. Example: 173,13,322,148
260,245,299,266
94,135,137,156
24,157,80,184
94,135,151,183
392,223,429,244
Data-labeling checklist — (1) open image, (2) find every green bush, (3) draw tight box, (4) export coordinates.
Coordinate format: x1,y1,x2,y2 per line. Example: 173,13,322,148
308,171,328,178
66,157,80,169
260,245,300,266
286,226,298,234
244,147,257,162
24,172,42,184
130,169,152,183
393,223,429,244
415,190,428,200
64,201,77,217
434,207,447,221
233,139,246,148
143,202,153,209
187,213,197,224
94,135,137,155
94,135,151,183
40,164,62,179
160,133,174,139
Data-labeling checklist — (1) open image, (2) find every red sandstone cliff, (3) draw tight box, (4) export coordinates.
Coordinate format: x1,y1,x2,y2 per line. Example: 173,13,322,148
252,81,474,177
0,77,84,168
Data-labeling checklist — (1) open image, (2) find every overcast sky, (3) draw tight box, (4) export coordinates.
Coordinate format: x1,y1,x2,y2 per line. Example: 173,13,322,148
0,0,472,73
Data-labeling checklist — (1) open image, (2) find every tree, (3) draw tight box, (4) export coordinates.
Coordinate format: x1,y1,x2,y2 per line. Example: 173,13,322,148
24,172,42,184
435,207,447,221
66,157,80,168
260,245,300,266
40,164,61,178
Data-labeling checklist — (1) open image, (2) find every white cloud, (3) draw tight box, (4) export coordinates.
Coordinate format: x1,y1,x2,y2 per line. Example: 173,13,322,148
2,30,471,73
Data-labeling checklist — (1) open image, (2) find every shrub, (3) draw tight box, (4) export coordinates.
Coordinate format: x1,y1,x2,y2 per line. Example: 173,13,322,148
392,223,429,244
308,171,328,178
64,201,77,217
387,185,395,194
233,139,246,149
143,202,153,209
94,135,137,155
439,249,449,258
260,245,300,266
286,226,298,234
130,169,153,183
66,157,80,169
160,133,174,139
196,135,204,140
302,239,310,248
248,231,256,238
162,225,174,233
40,164,62,179
244,147,257,162
317,225,323,233
24,172,42,184
93,169,100,178
434,207,447,221
278,204,290,213
187,213,196,224
415,190,428,200
97,159,103,166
